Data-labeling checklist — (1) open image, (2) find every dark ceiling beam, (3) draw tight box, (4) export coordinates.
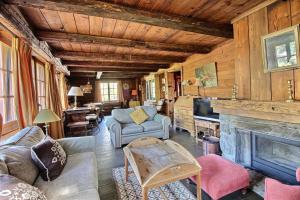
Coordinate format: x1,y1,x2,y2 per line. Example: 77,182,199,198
69,67,157,73
63,61,169,69
0,3,69,74
5,0,233,38
70,72,147,78
54,51,186,64
37,31,211,54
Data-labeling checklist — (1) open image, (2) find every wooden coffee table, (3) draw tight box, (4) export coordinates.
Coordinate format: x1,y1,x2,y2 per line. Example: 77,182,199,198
123,137,202,200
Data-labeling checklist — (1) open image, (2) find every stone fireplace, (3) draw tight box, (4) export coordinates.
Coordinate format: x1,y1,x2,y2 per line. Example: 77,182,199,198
220,114,300,184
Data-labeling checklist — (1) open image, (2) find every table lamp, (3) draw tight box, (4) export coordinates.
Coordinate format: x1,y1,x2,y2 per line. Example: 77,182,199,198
68,86,83,109
131,89,138,100
33,109,61,136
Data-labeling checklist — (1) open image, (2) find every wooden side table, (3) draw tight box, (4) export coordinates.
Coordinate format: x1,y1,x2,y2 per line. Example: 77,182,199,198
194,119,220,142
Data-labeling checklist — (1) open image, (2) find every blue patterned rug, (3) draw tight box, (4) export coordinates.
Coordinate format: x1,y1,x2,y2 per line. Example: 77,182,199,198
112,167,196,200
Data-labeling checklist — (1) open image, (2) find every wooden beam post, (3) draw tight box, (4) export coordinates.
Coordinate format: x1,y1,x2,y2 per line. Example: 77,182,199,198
68,67,158,72
37,31,211,54
54,51,186,64
62,60,169,69
5,0,233,38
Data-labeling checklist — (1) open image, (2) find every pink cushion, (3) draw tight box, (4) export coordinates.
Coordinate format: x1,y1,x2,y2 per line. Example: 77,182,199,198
190,154,249,200
297,168,300,182
265,178,300,200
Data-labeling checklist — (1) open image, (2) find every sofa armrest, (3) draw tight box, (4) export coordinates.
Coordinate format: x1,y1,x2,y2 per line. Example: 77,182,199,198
105,117,122,148
57,136,96,155
154,114,171,139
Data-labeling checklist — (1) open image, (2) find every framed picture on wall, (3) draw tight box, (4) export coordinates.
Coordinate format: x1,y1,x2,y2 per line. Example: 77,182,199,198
261,25,300,72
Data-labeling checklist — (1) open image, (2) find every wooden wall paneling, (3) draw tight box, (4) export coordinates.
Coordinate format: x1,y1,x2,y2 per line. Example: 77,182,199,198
248,8,271,101
267,0,294,101
182,41,235,98
291,0,300,100
233,17,251,99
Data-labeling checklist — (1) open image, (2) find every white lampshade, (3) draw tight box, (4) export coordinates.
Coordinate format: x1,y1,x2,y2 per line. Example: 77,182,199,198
68,86,83,96
33,109,61,124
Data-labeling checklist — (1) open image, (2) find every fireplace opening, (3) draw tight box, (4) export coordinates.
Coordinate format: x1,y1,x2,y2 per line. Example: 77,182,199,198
252,132,300,184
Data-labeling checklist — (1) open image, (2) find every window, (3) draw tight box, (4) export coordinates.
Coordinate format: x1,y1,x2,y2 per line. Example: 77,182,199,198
0,41,15,123
32,58,46,110
146,80,155,100
100,82,118,102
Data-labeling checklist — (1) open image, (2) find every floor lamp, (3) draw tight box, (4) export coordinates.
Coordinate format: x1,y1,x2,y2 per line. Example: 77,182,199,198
33,109,61,136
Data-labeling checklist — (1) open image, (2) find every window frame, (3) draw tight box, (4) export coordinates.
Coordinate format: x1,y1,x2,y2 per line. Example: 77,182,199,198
100,82,119,102
0,33,19,140
146,79,155,100
31,57,46,110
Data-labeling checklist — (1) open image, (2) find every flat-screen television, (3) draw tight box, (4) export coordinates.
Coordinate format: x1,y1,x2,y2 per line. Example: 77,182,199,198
193,98,219,121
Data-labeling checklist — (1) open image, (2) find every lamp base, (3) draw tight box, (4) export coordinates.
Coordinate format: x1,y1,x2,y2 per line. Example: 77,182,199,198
43,123,49,136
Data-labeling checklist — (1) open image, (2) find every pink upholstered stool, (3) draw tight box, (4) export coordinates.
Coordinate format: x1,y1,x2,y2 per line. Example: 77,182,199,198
264,167,300,200
190,154,250,200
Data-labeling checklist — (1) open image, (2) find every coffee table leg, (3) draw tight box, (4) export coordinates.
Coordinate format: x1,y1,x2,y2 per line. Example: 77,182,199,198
125,156,128,182
142,187,148,200
196,174,202,200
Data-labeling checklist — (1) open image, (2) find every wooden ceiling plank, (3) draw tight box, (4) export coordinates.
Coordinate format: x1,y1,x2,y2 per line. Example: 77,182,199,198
58,11,77,33
74,13,89,34
19,7,50,30
101,18,117,37
37,31,211,54
0,3,68,74
54,50,186,64
5,0,233,38
40,9,63,31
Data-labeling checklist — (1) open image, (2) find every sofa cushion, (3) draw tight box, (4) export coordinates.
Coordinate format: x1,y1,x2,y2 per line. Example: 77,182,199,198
140,121,163,132
3,126,45,147
136,106,157,120
34,152,98,200
0,145,39,185
31,137,67,181
112,108,134,123
0,174,47,200
121,123,143,135
129,108,149,125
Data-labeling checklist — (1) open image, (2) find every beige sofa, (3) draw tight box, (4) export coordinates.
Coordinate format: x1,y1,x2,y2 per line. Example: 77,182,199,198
0,126,100,200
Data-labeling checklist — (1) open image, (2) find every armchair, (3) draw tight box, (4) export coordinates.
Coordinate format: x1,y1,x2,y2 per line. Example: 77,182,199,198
106,106,171,148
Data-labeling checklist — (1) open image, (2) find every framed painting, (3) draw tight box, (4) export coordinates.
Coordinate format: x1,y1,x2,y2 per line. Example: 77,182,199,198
261,25,300,72
195,62,218,88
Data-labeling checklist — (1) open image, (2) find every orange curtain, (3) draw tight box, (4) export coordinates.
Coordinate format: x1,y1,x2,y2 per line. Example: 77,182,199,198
58,72,68,110
45,63,64,139
12,37,38,128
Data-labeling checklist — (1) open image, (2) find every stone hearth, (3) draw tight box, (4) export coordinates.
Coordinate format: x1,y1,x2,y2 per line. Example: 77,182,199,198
220,114,300,184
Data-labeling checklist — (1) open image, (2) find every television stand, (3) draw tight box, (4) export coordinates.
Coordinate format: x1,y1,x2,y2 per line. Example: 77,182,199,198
194,118,220,143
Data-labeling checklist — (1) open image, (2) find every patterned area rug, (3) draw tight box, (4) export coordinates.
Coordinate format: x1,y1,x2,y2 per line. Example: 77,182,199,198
112,167,196,200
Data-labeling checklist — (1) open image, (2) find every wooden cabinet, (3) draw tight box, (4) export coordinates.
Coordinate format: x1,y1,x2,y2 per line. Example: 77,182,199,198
174,96,198,136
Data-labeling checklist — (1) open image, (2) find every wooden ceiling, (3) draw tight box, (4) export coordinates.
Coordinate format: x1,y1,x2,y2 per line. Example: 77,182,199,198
3,0,266,78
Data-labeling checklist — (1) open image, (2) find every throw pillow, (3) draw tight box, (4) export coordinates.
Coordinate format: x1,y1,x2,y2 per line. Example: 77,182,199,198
0,145,39,185
0,174,47,200
130,108,149,125
31,136,67,181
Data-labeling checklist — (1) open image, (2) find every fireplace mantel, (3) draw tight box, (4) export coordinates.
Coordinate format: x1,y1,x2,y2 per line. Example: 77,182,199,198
211,100,300,123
